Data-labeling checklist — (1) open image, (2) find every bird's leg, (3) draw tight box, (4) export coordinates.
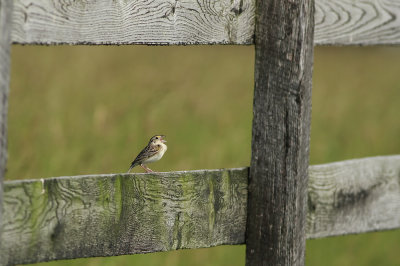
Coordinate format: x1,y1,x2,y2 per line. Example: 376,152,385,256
140,164,154,173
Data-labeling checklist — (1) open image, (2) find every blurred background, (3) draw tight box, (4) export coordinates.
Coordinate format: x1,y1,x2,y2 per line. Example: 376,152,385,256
6,45,400,265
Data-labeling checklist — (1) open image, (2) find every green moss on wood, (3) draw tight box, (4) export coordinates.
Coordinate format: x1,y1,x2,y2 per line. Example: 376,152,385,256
1,169,248,265
2,157,400,265
114,175,123,223
208,176,216,237
27,181,43,256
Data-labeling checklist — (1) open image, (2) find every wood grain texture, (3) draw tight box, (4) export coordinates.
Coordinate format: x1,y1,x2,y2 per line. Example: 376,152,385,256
246,0,314,265
1,156,400,264
0,0,13,243
8,0,400,45
307,155,400,238
315,0,400,45
11,0,255,45
0,168,248,265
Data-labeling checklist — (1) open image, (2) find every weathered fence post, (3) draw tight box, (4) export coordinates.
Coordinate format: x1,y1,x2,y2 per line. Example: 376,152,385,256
0,0,13,245
246,0,314,265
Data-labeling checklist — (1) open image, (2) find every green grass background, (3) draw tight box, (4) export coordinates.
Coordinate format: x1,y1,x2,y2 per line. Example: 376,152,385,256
6,45,400,265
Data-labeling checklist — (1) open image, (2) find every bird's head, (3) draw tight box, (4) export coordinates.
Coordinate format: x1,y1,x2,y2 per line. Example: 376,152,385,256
150,135,167,145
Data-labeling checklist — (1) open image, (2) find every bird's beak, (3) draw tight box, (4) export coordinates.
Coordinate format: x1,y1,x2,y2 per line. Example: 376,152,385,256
161,137,167,143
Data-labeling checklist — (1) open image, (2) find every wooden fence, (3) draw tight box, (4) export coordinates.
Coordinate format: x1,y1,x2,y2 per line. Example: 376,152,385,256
0,0,399,265
2,156,400,265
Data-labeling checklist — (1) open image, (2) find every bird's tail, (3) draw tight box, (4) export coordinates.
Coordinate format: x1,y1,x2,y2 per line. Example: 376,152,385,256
127,163,136,173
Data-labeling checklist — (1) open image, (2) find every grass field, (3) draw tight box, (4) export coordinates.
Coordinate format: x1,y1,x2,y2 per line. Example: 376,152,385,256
6,45,400,265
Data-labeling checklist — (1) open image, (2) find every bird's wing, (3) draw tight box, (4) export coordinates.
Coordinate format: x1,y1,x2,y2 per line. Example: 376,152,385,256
131,144,161,166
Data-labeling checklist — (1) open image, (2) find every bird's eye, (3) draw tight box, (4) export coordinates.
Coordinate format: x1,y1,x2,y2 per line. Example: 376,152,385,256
156,137,159,139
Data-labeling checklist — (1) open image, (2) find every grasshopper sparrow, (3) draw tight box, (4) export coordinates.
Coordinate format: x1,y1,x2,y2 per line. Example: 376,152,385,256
127,135,167,173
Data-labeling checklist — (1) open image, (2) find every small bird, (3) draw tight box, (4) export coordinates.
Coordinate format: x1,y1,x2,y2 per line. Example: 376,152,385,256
127,135,168,173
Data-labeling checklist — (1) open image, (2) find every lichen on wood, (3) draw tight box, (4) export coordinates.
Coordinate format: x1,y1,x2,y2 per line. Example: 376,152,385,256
0,168,248,265
1,156,400,265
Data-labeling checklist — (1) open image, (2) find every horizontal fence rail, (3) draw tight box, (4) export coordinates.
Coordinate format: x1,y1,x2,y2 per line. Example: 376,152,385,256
11,0,256,45
315,0,400,45
307,155,400,238
1,155,400,265
10,0,400,45
1,168,249,265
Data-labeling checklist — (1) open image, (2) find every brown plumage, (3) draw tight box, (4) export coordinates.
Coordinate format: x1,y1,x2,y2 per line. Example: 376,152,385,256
127,135,167,173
